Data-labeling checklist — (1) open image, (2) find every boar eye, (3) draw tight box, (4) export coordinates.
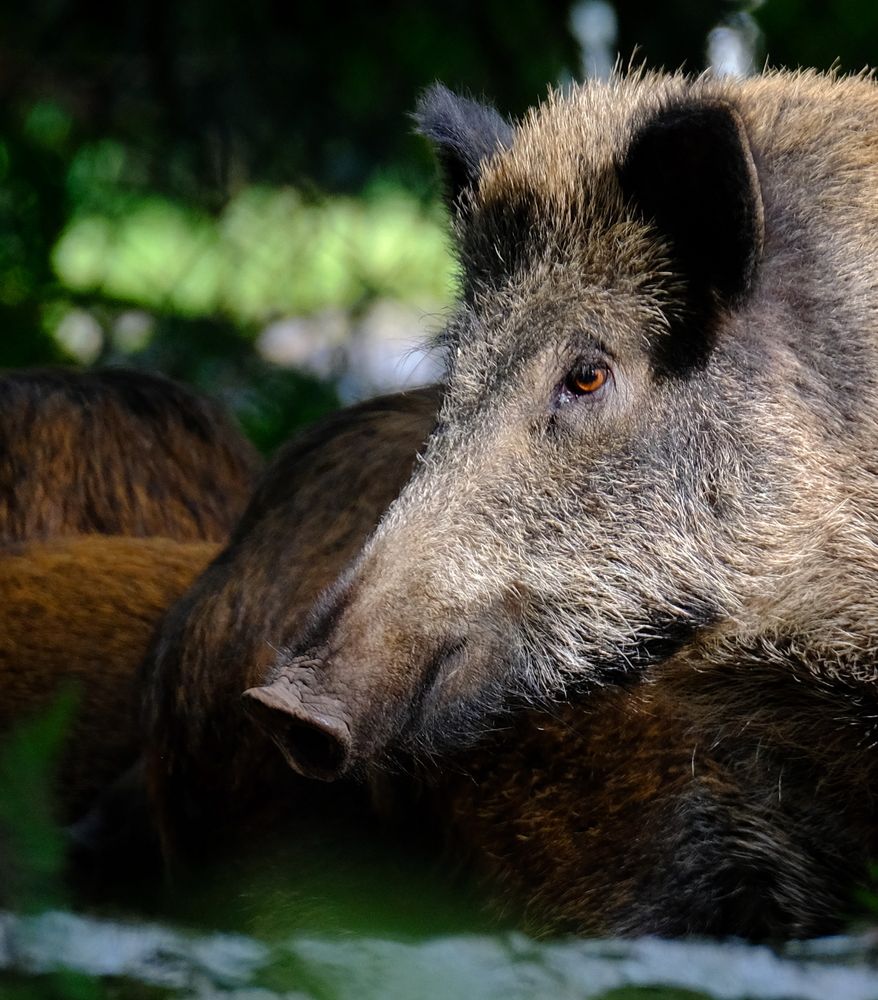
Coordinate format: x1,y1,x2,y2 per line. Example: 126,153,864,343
563,363,610,398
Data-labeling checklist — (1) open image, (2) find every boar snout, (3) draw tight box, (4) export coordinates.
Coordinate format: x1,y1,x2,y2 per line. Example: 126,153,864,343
242,667,353,781
241,497,518,778
242,632,482,780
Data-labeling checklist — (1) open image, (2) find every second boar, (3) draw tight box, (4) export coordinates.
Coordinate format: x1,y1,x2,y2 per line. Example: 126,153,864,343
0,367,262,543
140,387,440,856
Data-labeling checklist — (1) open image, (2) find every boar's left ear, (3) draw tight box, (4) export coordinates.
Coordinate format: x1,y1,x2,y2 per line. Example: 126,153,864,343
618,100,764,370
415,84,514,213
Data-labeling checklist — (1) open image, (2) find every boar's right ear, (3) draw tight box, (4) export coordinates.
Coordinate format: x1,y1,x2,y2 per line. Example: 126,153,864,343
414,84,514,213
618,99,764,372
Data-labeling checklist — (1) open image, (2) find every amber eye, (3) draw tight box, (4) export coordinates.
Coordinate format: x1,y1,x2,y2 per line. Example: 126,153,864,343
564,364,609,397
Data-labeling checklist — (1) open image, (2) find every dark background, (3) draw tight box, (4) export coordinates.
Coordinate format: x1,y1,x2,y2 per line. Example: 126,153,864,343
1,0,874,451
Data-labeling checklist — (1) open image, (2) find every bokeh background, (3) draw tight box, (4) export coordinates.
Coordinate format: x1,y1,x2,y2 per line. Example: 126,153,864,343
3,0,874,452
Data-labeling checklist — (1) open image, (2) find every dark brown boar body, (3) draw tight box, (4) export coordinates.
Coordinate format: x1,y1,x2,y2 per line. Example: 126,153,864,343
0,536,218,821
0,367,262,543
140,386,440,855
438,657,878,938
247,72,878,799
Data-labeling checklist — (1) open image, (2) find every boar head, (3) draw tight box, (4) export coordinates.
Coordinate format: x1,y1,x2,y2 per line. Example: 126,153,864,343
245,78,830,781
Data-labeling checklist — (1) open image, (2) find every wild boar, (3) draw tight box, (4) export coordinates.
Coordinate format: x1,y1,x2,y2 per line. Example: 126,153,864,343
132,383,876,937
0,367,262,543
244,71,878,787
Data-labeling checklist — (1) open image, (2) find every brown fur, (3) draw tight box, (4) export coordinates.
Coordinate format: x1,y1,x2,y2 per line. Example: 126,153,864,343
0,367,262,543
0,381,865,935
436,658,878,937
0,536,217,821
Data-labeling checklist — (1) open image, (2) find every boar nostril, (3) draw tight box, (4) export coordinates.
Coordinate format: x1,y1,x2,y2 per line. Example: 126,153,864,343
281,716,347,779
242,684,351,782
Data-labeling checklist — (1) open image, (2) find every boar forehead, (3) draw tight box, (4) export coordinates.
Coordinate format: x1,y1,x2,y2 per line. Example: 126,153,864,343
442,279,664,420
458,80,682,288
457,179,673,309
442,91,688,416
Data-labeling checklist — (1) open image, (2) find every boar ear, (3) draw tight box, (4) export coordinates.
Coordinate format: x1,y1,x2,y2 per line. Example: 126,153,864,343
618,100,764,369
415,84,514,213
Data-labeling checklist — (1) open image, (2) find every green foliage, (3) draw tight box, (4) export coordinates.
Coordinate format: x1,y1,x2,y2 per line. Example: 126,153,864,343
104,314,341,454
755,0,878,71
0,102,68,367
0,690,76,912
51,184,454,323
0,971,173,1000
